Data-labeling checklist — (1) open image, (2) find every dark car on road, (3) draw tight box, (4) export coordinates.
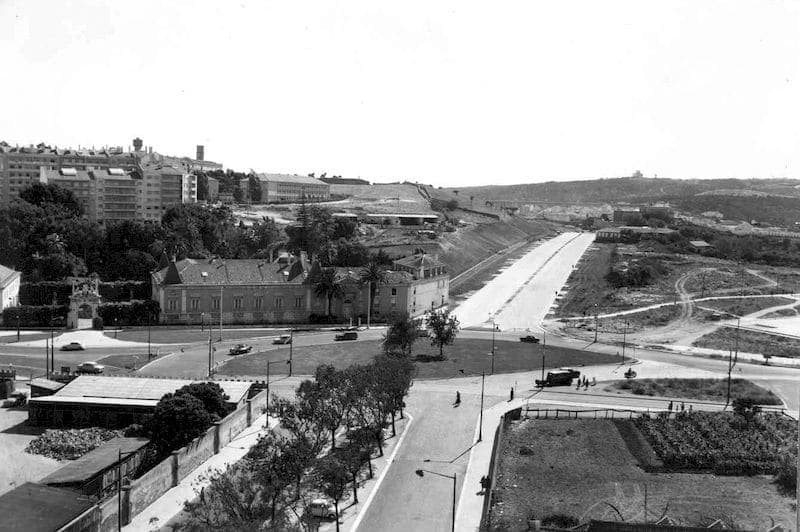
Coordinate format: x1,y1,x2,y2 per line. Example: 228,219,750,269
76,361,105,374
228,344,253,355
535,369,579,387
60,342,84,351
519,335,540,343
334,331,358,341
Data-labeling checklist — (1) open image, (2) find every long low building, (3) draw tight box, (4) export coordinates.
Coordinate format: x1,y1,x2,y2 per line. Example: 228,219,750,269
28,376,251,428
151,252,449,325
595,226,676,242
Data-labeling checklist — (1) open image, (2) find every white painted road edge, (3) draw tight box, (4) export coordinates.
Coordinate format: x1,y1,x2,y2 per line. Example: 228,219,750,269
350,413,414,532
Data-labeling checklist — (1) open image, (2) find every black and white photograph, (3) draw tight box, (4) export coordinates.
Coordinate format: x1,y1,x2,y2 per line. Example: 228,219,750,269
0,1,799,531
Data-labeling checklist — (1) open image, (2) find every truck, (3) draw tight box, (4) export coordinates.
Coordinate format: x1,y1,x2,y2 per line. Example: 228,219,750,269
535,369,579,387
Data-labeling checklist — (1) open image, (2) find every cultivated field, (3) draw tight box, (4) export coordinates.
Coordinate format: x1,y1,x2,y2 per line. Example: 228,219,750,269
489,418,794,531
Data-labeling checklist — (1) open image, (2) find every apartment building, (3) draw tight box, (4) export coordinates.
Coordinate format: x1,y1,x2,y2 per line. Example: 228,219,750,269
241,173,330,204
151,253,449,325
140,165,197,221
0,143,137,208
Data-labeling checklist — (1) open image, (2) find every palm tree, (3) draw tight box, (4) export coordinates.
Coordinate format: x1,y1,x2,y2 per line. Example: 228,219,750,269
313,267,344,317
359,260,387,328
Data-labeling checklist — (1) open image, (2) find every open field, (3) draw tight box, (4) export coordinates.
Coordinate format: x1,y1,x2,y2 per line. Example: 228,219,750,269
697,296,794,318
489,418,794,531
216,338,618,379
604,378,781,405
693,328,800,360
556,241,779,319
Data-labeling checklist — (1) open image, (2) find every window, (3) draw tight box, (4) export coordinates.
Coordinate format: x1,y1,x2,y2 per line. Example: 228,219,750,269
295,296,303,308
275,297,283,308
254,297,263,310
212,297,220,310
391,288,397,296
168,299,177,311
190,298,199,310
234,297,243,310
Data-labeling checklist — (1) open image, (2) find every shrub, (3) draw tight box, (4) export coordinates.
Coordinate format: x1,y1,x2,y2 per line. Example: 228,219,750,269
542,514,579,528
97,300,160,326
2,305,69,327
92,316,103,330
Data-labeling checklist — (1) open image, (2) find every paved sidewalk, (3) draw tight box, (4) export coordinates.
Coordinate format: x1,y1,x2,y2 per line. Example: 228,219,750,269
124,414,274,531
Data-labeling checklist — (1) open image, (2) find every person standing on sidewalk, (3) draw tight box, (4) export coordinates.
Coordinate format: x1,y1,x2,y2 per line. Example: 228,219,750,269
455,391,461,406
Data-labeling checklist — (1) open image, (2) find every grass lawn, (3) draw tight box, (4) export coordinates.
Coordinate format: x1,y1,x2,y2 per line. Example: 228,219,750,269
556,244,618,317
762,306,800,319
95,353,153,372
489,418,794,531
697,296,794,318
216,338,619,379
604,378,782,405
693,328,800,360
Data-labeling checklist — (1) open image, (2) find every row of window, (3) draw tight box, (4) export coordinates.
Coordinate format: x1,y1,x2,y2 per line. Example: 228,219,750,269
167,295,306,312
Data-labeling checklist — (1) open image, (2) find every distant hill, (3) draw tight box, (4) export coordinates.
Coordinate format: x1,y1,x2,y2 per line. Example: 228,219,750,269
444,177,800,205
442,177,800,228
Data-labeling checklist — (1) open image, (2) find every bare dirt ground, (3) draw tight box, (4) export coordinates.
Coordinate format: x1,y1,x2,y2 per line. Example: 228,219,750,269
0,407,62,496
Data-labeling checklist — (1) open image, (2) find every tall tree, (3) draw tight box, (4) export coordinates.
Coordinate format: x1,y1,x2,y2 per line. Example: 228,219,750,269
426,309,460,359
312,268,344,317
316,455,348,532
382,312,417,356
360,260,387,324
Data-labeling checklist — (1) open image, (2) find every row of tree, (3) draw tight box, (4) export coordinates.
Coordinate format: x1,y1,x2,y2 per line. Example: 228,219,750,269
186,355,415,530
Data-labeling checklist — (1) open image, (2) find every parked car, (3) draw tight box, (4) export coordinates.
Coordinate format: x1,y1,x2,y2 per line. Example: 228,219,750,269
334,331,358,341
272,334,292,345
60,342,84,351
228,344,253,355
76,361,105,374
307,498,337,520
535,369,577,387
519,335,540,343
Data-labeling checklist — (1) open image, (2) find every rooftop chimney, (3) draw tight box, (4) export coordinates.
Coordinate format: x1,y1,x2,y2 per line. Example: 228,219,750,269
196,145,204,161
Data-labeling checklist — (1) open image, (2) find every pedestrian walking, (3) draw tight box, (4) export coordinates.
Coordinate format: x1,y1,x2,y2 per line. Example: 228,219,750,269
667,401,673,412
689,404,693,413
591,377,596,386
455,391,461,406
510,388,514,401
584,380,589,390
200,487,205,504
680,402,685,412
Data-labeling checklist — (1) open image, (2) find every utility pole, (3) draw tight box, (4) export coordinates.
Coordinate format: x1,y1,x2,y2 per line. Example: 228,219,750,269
147,313,152,359
594,304,599,343
478,371,485,443
622,320,628,364
219,285,224,342
207,324,213,378
288,328,293,377
490,318,496,375
366,280,371,330
45,339,50,380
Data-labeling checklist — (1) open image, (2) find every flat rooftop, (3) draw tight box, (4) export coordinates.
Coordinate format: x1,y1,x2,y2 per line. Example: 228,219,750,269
0,482,94,532
40,437,149,485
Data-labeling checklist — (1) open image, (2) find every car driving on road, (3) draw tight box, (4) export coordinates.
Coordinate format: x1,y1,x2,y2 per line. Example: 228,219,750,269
272,334,292,345
334,331,358,341
60,342,84,351
228,344,253,355
519,335,540,343
76,361,105,374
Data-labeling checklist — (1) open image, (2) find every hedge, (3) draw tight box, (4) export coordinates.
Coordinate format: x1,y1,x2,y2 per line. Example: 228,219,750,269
2,305,69,327
19,281,151,306
97,300,160,326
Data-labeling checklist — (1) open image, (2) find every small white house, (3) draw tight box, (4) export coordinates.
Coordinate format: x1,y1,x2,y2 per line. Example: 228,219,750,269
0,265,21,317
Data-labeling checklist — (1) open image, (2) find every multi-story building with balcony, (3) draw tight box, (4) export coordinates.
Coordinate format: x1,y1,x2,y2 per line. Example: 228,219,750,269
0,142,138,208
140,164,197,221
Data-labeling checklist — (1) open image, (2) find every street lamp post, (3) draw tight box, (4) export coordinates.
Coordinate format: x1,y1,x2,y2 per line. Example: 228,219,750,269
147,313,152,359
219,285,224,342
621,320,628,364
593,304,599,343
288,328,293,377
414,469,457,532
489,318,498,375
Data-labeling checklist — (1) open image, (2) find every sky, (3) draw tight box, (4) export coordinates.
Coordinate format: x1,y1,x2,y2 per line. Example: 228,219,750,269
1,1,798,187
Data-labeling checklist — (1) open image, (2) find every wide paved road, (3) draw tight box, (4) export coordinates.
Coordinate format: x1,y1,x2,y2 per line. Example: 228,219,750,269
452,232,595,331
